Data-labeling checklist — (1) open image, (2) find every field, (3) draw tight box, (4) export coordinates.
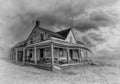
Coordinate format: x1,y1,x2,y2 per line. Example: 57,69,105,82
0,58,120,84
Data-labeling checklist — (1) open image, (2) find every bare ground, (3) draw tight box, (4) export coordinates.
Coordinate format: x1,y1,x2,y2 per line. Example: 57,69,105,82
0,59,120,84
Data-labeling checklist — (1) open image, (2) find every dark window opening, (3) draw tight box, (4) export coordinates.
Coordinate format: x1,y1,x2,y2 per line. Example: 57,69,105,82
30,40,33,44
59,48,63,57
40,34,44,41
30,38,33,44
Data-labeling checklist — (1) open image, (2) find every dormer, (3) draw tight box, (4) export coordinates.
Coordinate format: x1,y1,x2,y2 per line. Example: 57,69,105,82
56,28,77,44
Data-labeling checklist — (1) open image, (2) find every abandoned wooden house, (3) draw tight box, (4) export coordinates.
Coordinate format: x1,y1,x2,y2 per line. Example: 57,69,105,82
13,20,91,71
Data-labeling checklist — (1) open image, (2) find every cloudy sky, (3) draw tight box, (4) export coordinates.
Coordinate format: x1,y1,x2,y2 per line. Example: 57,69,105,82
0,0,120,56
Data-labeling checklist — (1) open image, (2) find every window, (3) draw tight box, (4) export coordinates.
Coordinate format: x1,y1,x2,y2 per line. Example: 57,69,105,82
40,34,44,41
30,41,33,44
30,38,33,44
59,48,63,57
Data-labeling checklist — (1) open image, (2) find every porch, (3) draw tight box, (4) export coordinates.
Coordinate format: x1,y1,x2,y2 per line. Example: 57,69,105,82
14,40,89,71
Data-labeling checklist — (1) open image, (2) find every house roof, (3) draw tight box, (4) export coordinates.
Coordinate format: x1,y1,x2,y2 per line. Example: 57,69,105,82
13,26,91,52
56,28,71,39
77,41,85,45
14,40,26,47
25,26,65,44
13,20,91,52
37,27,64,39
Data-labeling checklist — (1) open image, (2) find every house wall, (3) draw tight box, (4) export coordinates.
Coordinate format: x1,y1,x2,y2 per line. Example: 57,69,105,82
65,31,76,44
27,28,50,45
54,48,59,59
44,47,51,58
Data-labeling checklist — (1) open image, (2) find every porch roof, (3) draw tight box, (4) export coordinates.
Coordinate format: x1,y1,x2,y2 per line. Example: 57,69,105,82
26,39,91,52
26,40,52,47
14,40,26,48
52,40,91,52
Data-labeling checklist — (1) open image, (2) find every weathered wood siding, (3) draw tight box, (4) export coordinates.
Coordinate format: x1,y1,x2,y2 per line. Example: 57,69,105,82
27,28,50,45
65,31,76,44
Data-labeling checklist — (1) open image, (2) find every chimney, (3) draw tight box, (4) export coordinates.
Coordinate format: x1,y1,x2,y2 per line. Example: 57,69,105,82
35,20,40,27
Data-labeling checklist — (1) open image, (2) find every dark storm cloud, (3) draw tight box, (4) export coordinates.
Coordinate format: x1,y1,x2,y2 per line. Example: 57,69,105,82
0,0,119,45
74,23,97,32
82,35,96,47
0,0,119,58
74,8,119,31
88,33,106,43
90,11,110,22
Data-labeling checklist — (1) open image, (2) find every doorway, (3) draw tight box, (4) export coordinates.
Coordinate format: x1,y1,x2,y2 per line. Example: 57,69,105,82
39,48,45,62
40,48,44,58
70,50,73,61
17,51,23,62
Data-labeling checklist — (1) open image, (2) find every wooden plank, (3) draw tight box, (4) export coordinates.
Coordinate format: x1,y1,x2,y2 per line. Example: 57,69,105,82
67,48,70,63
81,49,84,61
15,48,18,62
79,49,82,62
54,45,68,50
78,48,81,63
85,50,88,60
34,46,37,64
23,48,25,62
62,63,80,67
51,43,54,66
36,46,50,49
26,40,51,47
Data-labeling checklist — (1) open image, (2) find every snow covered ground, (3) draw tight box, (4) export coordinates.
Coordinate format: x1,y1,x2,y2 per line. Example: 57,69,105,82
0,59,120,84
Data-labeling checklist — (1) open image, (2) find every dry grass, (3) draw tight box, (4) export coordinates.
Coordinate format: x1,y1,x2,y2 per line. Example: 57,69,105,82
0,59,120,84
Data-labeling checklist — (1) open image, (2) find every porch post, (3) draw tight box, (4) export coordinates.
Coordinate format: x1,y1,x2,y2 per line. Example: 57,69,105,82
81,49,84,61
67,48,70,63
23,48,25,62
78,48,81,63
37,49,40,61
34,46,37,64
85,50,88,60
79,49,82,62
51,42,54,66
15,48,18,62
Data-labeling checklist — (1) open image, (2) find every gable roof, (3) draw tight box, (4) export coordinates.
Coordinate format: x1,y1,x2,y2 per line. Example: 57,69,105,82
56,28,71,40
25,26,65,43
37,27,64,39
